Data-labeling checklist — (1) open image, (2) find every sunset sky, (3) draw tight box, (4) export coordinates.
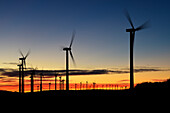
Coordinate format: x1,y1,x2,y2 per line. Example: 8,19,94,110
0,0,170,92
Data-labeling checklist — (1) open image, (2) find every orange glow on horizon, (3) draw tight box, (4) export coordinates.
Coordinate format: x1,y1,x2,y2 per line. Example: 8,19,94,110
0,83,131,92
0,70,169,92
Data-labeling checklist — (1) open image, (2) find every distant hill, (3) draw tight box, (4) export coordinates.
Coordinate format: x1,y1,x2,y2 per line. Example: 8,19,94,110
135,79,170,89
134,79,169,96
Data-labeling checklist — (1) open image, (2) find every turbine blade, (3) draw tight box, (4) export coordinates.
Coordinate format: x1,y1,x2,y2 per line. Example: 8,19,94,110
19,49,24,58
136,20,150,31
24,60,26,69
69,30,76,48
69,51,76,66
124,10,135,29
25,49,31,59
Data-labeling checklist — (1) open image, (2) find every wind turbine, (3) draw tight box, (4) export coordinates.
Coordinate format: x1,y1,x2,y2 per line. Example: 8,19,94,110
40,72,43,92
19,50,30,93
55,73,58,90
30,67,37,93
17,64,22,93
125,11,149,89
63,31,76,91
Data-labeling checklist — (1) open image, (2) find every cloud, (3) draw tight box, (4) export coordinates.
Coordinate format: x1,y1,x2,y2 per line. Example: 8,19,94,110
0,68,6,72
69,70,110,75
118,79,130,82
134,69,161,73
0,69,119,77
2,71,19,77
0,79,15,83
0,68,15,72
65,69,129,76
3,62,18,65
27,69,115,76
151,79,167,82
0,67,168,78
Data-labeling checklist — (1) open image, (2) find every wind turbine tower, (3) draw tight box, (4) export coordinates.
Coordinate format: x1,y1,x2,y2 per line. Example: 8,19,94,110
55,73,58,90
125,11,149,89
19,50,30,93
30,69,35,93
63,31,76,91
40,73,43,92
17,64,22,93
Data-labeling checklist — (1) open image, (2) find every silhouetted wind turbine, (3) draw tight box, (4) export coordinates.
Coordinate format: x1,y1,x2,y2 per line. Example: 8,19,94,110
40,72,43,92
55,73,58,90
30,67,37,93
17,64,22,93
63,31,76,91
19,49,30,93
125,11,149,89
30,67,36,93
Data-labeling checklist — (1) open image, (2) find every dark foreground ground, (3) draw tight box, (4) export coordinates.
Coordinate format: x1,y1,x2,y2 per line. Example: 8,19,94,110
0,88,169,96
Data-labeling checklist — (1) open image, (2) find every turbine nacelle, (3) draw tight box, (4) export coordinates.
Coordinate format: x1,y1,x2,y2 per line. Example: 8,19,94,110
17,64,22,67
19,58,25,60
126,28,136,32
63,47,71,51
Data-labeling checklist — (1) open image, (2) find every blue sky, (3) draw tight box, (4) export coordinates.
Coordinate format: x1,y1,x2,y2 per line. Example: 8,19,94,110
0,0,170,69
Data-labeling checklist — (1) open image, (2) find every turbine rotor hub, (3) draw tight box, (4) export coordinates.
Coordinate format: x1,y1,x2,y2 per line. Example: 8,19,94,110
126,28,136,32
19,58,25,60
63,48,71,51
